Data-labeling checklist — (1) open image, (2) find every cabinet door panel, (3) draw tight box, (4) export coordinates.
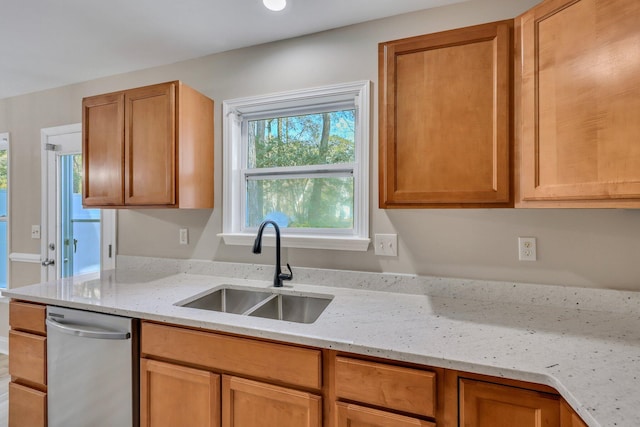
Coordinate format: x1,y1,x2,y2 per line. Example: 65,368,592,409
140,358,220,427
83,92,125,206
9,301,46,335
335,402,434,427
519,0,640,206
380,21,512,207
560,400,588,427
460,378,560,427
125,82,176,206
8,331,46,386
9,382,46,427
222,375,321,427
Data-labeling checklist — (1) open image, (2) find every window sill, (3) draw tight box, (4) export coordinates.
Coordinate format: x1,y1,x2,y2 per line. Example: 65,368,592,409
218,233,370,252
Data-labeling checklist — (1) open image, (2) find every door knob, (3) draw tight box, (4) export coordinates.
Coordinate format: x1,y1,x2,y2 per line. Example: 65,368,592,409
42,259,55,266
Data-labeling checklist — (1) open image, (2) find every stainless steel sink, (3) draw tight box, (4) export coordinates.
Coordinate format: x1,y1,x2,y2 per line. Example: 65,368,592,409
180,288,273,314
247,294,333,324
177,286,333,324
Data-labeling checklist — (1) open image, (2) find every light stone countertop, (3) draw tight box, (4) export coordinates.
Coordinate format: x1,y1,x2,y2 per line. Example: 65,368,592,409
4,257,640,427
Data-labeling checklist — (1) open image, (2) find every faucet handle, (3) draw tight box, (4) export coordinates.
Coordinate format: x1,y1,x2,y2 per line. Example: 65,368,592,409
279,263,293,281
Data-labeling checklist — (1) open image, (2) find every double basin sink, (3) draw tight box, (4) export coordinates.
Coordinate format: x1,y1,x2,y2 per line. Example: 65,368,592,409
177,286,333,324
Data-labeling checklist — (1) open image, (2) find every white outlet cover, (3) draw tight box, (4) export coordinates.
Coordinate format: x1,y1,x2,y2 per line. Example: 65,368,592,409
31,225,41,239
518,237,537,261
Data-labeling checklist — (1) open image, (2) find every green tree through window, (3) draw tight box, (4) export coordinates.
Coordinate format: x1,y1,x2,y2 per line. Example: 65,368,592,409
247,110,355,229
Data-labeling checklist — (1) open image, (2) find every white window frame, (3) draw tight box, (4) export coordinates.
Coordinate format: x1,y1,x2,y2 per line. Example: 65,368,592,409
219,81,370,251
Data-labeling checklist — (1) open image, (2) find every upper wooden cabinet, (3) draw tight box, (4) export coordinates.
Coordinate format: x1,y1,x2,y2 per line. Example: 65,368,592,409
517,0,640,207
82,81,214,208
379,21,513,208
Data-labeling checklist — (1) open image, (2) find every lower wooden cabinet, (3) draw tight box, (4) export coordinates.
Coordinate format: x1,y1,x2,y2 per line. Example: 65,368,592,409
8,301,47,427
561,400,588,427
141,322,323,427
222,375,321,427
138,323,591,427
8,382,46,427
459,377,561,427
140,358,220,427
335,402,434,427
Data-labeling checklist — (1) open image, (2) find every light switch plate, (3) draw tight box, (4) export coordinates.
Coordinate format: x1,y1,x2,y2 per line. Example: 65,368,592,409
31,225,41,239
179,228,189,245
374,234,398,256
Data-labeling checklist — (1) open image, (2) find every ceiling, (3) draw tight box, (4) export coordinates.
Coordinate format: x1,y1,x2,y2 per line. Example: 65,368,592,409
0,0,464,100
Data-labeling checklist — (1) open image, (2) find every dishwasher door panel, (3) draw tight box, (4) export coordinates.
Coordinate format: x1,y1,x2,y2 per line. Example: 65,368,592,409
47,306,137,427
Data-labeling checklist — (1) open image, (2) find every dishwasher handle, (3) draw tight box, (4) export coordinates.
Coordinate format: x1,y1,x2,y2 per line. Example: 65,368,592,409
46,318,131,340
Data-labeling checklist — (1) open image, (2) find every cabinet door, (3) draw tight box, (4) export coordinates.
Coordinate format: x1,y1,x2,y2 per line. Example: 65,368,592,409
518,0,640,206
459,378,560,427
336,402,434,427
83,92,125,206
140,358,220,427
222,375,321,427
560,400,588,427
9,382,46,427
124,82,176,206
379,21,512,208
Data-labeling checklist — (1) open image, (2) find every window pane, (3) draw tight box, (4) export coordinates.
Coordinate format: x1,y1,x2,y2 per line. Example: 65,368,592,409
246,176,354,229
0,149,6,217
248,110,355,168
0,221,6,288
72,221,101,275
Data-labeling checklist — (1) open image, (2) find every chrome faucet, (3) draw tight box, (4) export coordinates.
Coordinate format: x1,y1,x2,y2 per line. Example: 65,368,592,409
252,220,293,288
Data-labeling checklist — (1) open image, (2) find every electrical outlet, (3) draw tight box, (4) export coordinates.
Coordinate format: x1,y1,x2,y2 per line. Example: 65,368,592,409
31,225,41,239
179,228,189,245
518,237,537,261
374,234,398,256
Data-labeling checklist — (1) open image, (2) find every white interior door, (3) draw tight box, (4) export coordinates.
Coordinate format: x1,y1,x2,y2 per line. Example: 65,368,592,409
41,124,116,282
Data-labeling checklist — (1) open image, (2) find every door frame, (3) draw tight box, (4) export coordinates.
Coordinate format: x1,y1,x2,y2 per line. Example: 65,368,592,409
0,132,9,289
41,124,116,281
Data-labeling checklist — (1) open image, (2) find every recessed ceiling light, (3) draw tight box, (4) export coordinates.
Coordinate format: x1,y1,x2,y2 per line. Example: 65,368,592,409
263,0,286,12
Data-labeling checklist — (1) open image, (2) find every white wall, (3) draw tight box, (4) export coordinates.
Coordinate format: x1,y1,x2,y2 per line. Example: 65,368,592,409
2,0,640,293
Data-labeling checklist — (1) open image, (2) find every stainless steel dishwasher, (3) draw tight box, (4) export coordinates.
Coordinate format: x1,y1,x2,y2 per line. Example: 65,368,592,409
46,305,139,427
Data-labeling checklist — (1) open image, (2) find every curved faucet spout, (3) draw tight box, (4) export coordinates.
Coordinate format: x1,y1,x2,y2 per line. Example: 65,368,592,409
252,220,293,288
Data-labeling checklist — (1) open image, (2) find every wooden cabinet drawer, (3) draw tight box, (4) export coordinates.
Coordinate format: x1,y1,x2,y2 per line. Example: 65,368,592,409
335,402,435,427
9,331,46,386
335,357,436,418
9,382,46,427
141,322,322,389
9,301,46,335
